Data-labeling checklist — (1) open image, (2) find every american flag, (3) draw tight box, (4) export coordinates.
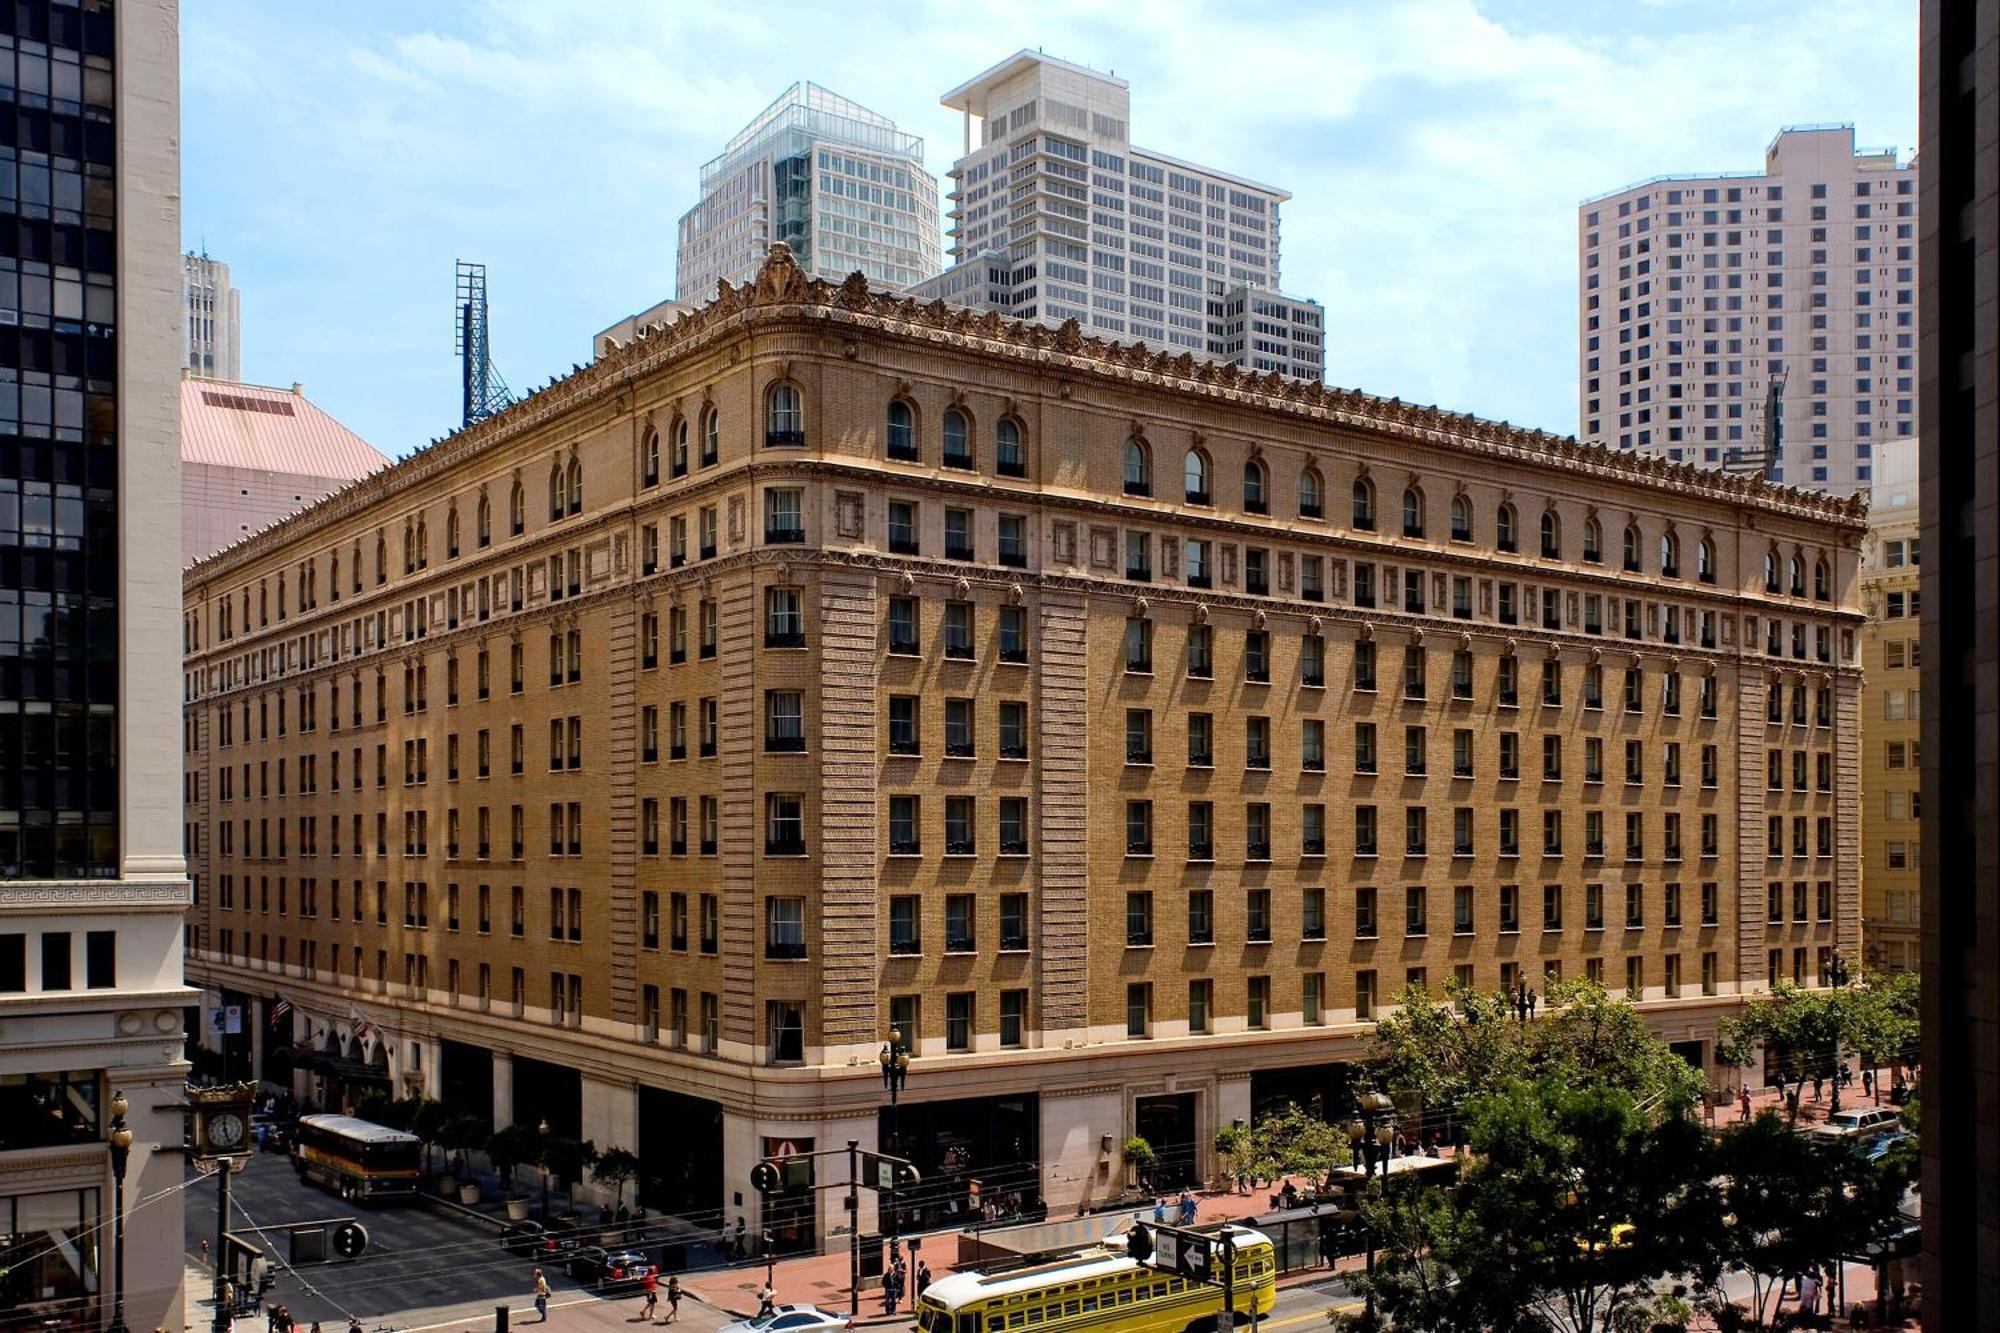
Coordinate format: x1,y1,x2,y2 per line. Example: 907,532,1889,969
269,996,292,1029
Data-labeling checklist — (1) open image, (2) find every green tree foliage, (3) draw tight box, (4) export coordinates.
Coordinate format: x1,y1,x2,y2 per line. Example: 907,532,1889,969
538,1134,600,1203
1242,1102,1348,1188
1717,974,1913,1120
592,1146,642,1209
439,1113,490,1167
409,1098,450,1175
1695,1112,1906,1327
487,1122,542,1195
1530,981,1706,1109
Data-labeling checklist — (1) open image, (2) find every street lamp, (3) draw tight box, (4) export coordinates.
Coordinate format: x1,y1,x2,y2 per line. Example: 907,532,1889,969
878,1027,910,1248
106,1091,133,1333
538,1118,551,1220
1343,1089,1396,1322
1513,980,1539,1024
1829,954,1851,1117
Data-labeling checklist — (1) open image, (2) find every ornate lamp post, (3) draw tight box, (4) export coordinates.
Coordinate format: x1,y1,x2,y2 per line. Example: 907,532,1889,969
878,1027,910,1251
1344,1089,1396,1323
106,1091,133,1333
538,1118,551,1220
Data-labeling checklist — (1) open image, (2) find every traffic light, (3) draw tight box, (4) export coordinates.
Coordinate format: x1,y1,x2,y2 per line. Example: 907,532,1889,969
1125,1223,1152,1263
750,1161,781,1195
331,1222,369,1260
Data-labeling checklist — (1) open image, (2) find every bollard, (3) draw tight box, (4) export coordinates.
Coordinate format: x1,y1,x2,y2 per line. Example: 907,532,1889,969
495,1305,510,1333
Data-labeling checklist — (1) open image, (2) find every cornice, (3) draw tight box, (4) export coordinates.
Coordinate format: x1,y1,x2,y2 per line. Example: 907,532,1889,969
0,879,191,908
182,244,1867,588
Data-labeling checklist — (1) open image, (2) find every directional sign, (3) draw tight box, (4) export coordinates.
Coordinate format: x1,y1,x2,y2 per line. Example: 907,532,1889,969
1153,1230,1211,1282
331,1221,369,1260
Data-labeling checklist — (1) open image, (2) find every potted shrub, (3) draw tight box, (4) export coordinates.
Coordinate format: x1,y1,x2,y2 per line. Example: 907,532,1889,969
488,1123,542,1219
592,1147,641,1239
1121,1136,1156,1192
441,1113,489,1205
1213,1125,1247,1192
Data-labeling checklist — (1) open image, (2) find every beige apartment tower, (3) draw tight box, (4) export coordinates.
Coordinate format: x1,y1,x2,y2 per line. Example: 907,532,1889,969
1580,124,1917,496
1860,438,1920,972
183,248,1865,1254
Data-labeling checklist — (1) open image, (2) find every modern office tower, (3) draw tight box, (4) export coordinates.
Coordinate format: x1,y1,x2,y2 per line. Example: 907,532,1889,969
674,82,942,300
1579,124,1918,495
0,3,192,1331
1920,1,1997,1325
910,51,1326,382
1858,438,1919,974
182,244,1863,1258
183,248,240,381
181,376,391,562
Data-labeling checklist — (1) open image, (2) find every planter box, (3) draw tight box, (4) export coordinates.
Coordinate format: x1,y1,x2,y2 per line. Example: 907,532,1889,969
505,1196,531,1221
460,1183,481,1205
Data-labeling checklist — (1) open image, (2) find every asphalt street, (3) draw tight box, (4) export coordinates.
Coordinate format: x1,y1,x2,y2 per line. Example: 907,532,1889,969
183,1153,1363,1333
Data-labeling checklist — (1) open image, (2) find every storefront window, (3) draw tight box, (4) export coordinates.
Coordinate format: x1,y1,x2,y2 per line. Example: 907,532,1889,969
0,1070,100,1150
0,1186,101,1327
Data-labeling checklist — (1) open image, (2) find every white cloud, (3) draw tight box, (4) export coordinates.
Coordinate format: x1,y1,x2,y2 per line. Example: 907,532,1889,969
182,0,1916,452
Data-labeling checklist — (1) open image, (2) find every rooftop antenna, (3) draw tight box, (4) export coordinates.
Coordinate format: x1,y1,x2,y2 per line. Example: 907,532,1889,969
455,260,514,428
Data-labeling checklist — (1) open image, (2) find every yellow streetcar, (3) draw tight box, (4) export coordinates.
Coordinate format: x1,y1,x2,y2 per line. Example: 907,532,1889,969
916,1226,1277,1333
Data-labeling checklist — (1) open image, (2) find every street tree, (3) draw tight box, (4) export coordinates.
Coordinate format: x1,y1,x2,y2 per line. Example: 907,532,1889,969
1243,1102,1347,1188
487,1122,542,1197
409,1098,450,1178
1695,1112,1905,1328
592,1146,642,1210
1717,976,1907,1118
1334,1183,1487,1333
1367,981,1523,1138
1530,981,1706,1109
538,1135,600,1212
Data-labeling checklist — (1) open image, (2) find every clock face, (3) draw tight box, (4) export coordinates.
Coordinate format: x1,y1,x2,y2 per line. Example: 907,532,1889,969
207,1113,246,1150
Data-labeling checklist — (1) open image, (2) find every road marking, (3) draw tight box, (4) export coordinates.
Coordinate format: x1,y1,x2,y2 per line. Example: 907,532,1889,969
1256,1300,1363,1330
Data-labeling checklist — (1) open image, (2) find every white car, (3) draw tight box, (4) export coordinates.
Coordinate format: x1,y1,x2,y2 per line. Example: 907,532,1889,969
1809,1106,1902,1140
718,1305,850,1333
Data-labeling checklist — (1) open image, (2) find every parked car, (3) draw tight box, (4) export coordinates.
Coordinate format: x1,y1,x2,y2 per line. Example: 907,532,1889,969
566,1247,656,1293
500,1220,590,1259
1863,1130,1915,1162
1809,1107,1902,1141
718,1305,850,1333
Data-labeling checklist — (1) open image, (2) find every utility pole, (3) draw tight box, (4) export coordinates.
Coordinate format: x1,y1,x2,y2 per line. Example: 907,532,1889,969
1217,1228,1236,1333
213,1160,232,1333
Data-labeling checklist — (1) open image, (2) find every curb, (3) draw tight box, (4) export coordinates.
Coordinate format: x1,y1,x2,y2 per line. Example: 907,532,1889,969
418,1191,510,1231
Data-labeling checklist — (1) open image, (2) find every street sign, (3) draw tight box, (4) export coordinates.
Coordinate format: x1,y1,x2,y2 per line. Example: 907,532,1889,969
860,1151,920,1190
1153,1229,1212,1281
331,1221,368,1260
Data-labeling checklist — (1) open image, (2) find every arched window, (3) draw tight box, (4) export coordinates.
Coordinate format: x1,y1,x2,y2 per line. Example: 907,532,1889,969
1660,531,1680,578
1449,494,1472,541
548,461,565,521
701,407,720,466
509,480,525,536
476,493,491,548
941,406,972,468
1352,477,1376,530
374,533,386,584
995,418,1025,477
1622,523,1641,572
445,506,460,559
275,574,286,620
1242,458,1267,514
415,517,428,568
1123,439,1151,496
1402,486,1424,538
1299,467,1323,519
765,383,804,446
887,401,917,461
330,548,341,596
1696,537,1715,583
1496,502,1517,552
1184,448,1210,504
1539,510,1561,559
1763,550,1780,593
641,427,660,488
1813,557,1830,601
1788,555,1804,597
401,522,415,574
566,459,583,515
351,540,362,592
1582,515,1603,563
671,419,690,477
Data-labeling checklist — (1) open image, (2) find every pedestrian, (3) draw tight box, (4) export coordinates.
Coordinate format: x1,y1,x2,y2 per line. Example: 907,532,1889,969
267,1304,281,1333
533,1268,551,1322
1739,1086,1752,1122
1863,1067,1875,1098
732,1217,747,1260
641,1270,659,1322
883,1264,902,1316
1772,1070,1785,1104
347,1319,361,1333
664,1275,681,1325
310,1323,321,1333
1153,1196,1166,1224
1812,1072,1824,1103
1178,1189,1196,1225
1797,1268,1821,1316
758,1281,776,1317
1703,1091,1716,1127
915,1260,931,1296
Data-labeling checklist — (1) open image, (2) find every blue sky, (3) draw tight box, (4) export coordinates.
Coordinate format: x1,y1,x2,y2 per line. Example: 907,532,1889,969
182,0,1917,457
